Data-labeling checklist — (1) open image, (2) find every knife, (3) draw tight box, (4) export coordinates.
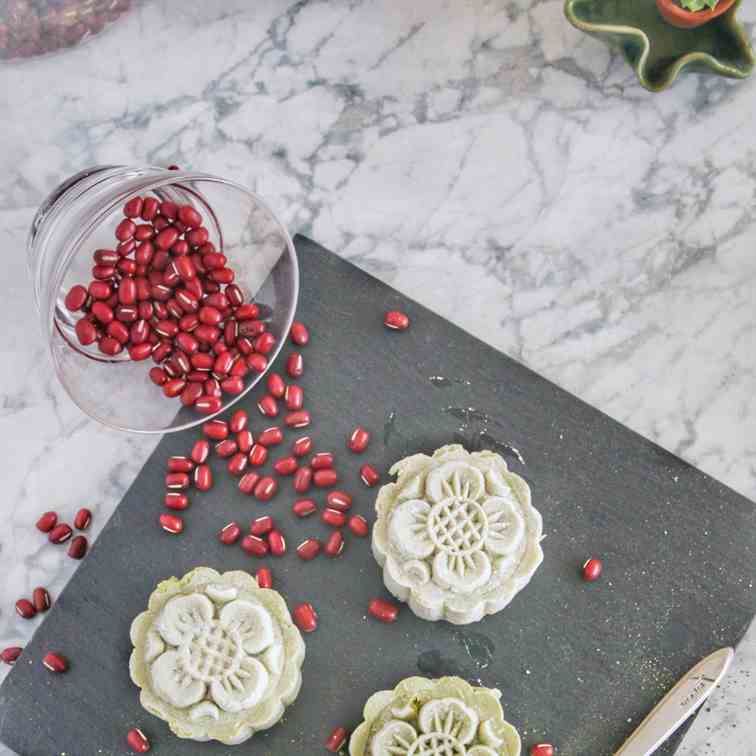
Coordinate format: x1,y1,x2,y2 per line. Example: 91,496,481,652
614,647,734,756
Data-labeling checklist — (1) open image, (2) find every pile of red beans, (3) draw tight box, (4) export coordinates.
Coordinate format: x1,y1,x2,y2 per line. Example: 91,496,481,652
64,194,275,415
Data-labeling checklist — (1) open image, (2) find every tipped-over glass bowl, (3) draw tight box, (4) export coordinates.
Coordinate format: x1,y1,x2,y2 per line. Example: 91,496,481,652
27,166,298,433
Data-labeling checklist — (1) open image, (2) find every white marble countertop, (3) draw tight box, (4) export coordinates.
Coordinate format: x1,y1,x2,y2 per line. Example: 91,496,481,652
1,1,754,753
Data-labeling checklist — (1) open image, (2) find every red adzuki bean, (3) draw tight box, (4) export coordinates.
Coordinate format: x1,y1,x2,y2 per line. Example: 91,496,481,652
348,426,370,453
296,538,321,561
256,568,273,589
126,727,151,753
293,466,313,493
321,508,346,528
285,410,310,428
195,396,222,415
215,439,238,458
292,499,317,518
292,436,312,457
529,745,555,756
257,395,278,417
203,419,228,440
293,602,317,633
164,492,189,511
74,507,93,530
230,409,248,433
582,558,603,582
248,444,268,467
194,464,213,491
250,515,275,536
42,652,69,673
241,534,269,558
290,321,310,346
326,491,352,511
273,456,298,476
325,726,348,753
32,587,51,612
349,515,369,537
384,310,410,330
257,426,283,446
167,456,194,473
268,529,286,556
48,523,73,544
368,598,400,624
314,469,338,488
227,452,248,476
285,384,304,410
15,599,36,619
254,477,278,502
218,522,241,546
237,430,254,453
68,535,88,560
65,285,88,312
360,463,380,487
159,513,184,534
325,530,345,558
286,352,304,378
36,511,58,533
310,452,334,470
266,372,285,398
191,439,210,464
1,647,22,665
238,472,260,495
166,472,190,490
246,353,268,373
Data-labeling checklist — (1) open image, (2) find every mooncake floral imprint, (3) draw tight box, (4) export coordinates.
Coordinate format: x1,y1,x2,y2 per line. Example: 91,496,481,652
129,567,305,744
372,445,544,624
349,676,521,756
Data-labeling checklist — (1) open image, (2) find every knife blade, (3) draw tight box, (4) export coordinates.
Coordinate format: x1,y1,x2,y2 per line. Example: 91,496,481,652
614,647,734,756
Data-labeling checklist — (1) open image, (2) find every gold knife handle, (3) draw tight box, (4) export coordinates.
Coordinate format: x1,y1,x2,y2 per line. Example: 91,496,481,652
614,647,734,756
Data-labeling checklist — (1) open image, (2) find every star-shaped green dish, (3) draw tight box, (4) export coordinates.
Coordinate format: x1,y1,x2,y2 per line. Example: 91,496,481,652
564,0,754,91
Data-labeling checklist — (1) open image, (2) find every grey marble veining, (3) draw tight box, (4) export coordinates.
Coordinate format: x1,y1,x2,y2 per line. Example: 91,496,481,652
0,1,754,754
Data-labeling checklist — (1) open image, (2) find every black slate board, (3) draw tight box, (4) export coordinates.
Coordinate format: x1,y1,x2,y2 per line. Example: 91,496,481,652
2,236,755,756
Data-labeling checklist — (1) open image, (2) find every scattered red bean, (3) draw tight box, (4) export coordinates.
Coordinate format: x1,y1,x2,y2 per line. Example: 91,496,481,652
257,426,284,446
292,436,313,457
238,471,261,495
285,384,304,410
348,426,370,453
314,469,339,488
582,558,603,582
237,429,254,453
310,452,334,470
254,476,278,502
15,599,36,620
256,567,273,589
348,515,369,538
325,726,348,752
250,515,275,536
273,456,298,476
48,523,73,544
126,727,151,753
293,602,318,633
215,439,239,458
254,332,276,355
293,466,313,493
384,310,410,330
36,511,58,533
267,372,286,398
166,472,190,490
1,647,22,665
268,529,286,556
286,352,304,378
529,745,555,756
167,456,194,473
296,538,322,561
32,587,51,613
42,652,69,674
241,534,269,557
293,499,318,518
203,419,228,440
219,522,242,545
321,508,347,528
258,395,279,417
290,321,310,346
360,463,380,487
194,464,213,491
159,513,184,534
68,535,88,560
248,444,268,467
164,492,189,511
285,410,310,428
190,439,210,464
368,598,400,624
230,409,248,433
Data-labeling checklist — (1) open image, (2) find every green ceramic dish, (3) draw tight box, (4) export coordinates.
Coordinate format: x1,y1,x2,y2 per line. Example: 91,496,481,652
564,0,754,91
